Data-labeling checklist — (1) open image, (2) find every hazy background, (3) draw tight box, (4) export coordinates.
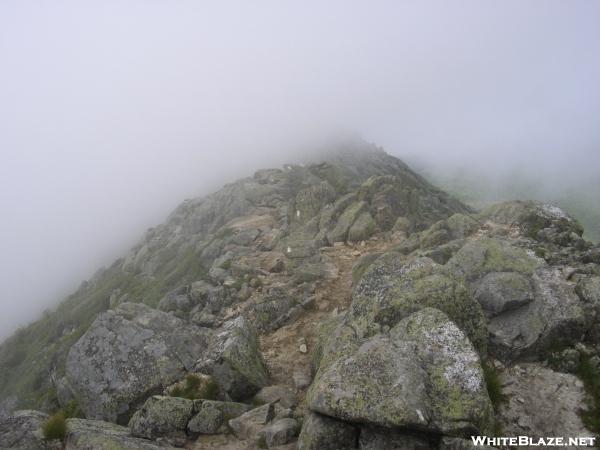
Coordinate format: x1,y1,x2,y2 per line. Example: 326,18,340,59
1,1,599,339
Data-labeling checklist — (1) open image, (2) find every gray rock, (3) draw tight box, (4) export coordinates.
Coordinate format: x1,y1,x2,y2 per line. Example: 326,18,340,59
497,364,592,446
65,418,177,449
187,400,252,435
576,275,600,305
0,410,58,450
473,272,534,317
65,302,211,423
196,316,269,401
253,385,297,409
228,403,275,440
258,418,299,448
487,267,588,360
297,411,358,450
128,395,193,440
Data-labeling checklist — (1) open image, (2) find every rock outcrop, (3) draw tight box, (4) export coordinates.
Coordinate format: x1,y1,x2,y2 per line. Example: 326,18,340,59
64,303,211,423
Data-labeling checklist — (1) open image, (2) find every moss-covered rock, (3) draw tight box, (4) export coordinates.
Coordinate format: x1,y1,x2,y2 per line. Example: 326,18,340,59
347,211,376,242
128,396,193,440
196,316,269,401
446,237,543,282
65,418,175,449
351,254,487,354
327,201,368,243
187,400,252,435
307,308,493,436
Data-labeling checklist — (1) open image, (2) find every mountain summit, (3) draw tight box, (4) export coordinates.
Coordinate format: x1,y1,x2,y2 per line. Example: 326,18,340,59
1,142,599,449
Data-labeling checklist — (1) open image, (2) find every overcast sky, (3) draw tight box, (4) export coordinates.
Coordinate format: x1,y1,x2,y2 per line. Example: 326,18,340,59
1,1,599,339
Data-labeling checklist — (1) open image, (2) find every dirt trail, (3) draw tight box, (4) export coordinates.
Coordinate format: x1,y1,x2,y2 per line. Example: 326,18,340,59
191,236,395,449
259,237,392,403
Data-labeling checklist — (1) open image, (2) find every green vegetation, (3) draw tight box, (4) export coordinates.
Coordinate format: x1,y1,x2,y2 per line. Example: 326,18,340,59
42,411,66,440
576,356,600,432
42,399,82,441
170,373,219,400
482,361,505,410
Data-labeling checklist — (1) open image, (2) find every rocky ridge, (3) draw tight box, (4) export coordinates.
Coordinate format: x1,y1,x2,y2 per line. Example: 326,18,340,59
1,142,599,449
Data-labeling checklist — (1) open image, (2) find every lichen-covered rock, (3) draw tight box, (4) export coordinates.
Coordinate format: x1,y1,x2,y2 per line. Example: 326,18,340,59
196,316,269,401
0,410,59,450
297,412,358,450
352,254,487,353
308,308,493,436
308,332,429,429
65,418,177,449
446,238,542,282
187,400,252,435
65,302,211,423
497,364,592,444
128,396,193,440
391,308,493,435
481,200,584,246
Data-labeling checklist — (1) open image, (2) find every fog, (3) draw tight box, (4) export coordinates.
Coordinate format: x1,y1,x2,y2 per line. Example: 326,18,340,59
1,1,599,339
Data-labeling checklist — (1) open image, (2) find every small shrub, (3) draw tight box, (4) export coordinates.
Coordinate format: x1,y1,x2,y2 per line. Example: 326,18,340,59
198,377,219,400
219,260,232,270
169,373,219,400
42,411,66,440
482,361,505,409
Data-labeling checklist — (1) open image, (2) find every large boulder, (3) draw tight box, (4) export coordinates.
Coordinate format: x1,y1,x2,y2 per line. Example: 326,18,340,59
128,396,193,440
196,316,269,401
0,410,59,450
65,418,177,449
351,254,487,353
308,308,493,437
446,238,590,360
65,302,211,423
297,412,359,450
473,272,534,318
446,238,542,283
481,200,584,247
487,267,588,360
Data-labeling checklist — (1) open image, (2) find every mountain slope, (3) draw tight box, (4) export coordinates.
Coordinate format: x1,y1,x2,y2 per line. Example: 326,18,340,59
0,141,469,413
2,142,600,449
